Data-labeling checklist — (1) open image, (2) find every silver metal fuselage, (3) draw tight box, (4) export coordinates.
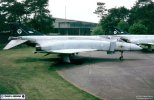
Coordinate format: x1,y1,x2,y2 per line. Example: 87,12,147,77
118,35,154,44
20,35,154,44
20,35,142,53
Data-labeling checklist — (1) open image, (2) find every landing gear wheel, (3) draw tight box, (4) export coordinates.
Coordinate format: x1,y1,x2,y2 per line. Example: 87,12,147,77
119,51,124,61
119,56,123,61
148,45,152,51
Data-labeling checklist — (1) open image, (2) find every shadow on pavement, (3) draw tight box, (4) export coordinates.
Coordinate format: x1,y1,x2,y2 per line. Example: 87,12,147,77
53,56,143,70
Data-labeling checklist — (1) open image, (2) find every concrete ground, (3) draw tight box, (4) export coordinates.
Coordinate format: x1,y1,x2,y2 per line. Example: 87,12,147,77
56,51,154,100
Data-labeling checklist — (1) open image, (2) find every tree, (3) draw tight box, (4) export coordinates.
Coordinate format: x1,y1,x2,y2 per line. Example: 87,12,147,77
94,0,153,35
23,0,55,34
117,20,129,32
0,0,16,31
129,22,148,34
0,0,25,22
128,0,154,34
135,0,152,8
29,14,54,33
100,7,129,34
0,0,55,34
91,25,105,35
0,10,8,32
94,2,108,18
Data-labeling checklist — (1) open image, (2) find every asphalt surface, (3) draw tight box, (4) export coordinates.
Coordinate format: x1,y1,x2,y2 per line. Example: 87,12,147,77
56,51,154,100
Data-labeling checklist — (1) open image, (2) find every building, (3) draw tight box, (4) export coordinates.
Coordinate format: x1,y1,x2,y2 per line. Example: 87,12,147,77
53,18,97,35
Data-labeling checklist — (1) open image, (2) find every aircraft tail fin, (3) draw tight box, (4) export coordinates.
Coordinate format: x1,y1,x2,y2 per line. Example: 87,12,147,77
3,39,28,50
9,22,43,37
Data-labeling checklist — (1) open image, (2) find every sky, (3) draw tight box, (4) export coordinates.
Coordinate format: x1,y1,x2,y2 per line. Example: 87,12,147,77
48,0,137,23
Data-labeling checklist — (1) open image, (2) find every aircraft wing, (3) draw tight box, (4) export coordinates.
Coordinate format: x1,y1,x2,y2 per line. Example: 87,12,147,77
50,49,97,54
4,40,28,50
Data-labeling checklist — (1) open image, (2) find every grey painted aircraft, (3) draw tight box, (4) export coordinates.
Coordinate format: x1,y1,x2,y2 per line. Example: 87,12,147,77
113,28,154,50
4,23,142,63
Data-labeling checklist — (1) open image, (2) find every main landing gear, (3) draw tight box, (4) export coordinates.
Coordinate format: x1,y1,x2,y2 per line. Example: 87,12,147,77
119,51,124,61
147,45,152,51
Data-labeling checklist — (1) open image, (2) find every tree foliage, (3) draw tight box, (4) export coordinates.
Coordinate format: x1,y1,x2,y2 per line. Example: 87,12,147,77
117,20,129,32
100,6,129,34
129,22,148,34
23,0,54,33
0,0,54,34
95,0,154,35
91,25,105,35
128,0,154,34
94,2,108,18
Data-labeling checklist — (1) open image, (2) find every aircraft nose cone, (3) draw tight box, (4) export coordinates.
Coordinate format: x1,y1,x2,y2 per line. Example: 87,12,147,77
131,44,142,50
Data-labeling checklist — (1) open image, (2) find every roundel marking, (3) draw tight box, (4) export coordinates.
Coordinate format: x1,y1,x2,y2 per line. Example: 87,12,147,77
17,29,22,34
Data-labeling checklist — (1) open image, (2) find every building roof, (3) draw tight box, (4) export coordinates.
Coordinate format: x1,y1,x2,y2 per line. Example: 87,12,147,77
54,18,97,28
54,17,98,24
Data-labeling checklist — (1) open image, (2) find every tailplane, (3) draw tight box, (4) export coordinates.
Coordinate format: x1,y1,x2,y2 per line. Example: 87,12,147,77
4,39,28,50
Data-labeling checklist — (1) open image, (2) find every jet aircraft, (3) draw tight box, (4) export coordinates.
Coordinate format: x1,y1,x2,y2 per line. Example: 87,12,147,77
113,27,154,51
4,23,142,63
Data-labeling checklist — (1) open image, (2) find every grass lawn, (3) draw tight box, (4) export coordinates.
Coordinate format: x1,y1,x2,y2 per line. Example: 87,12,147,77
0,46,100,100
